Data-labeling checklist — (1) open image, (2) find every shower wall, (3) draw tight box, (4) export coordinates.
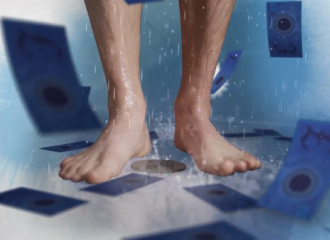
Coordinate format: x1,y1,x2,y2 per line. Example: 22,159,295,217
0,0,329,148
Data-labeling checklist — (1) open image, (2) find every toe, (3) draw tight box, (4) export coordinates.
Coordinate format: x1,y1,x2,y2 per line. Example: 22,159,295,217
84,161,123,184
84,172,108,184
60,156,74,170
62,158,87,181
255,159,262,169
59,157,82,180
65,164,83,182
234,160,248,173
243,155,259,170
84,169,111,184
218,159,236,176
59,169,72,180
59,156,80,175
73,160,99,182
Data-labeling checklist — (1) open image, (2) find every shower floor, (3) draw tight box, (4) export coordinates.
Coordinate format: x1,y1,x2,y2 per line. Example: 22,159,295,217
0,118,328,240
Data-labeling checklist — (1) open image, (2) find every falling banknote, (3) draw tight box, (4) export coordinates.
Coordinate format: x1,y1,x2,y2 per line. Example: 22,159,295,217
266,1,303,58
259,119,330,219
124,221,256,240
185,183,259,212
81,173,163,197
210,50,243,95
2,18,102,133
0,187,87,217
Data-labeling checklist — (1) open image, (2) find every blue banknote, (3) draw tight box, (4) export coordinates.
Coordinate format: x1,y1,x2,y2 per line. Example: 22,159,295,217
2,18,81,86
185,183,259,212
222,132,261,138
81,173,163,196
266,1,303,58
210,50,242,94
80,86,91,104
254,129,281,136
259,119,330,219
2,18,102,133
149,131,159,140
40,141,94,152
0,187,87,216
274,136,293,142
124,221,256,240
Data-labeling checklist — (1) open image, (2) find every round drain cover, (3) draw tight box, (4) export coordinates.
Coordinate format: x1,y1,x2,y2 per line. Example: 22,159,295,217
131,159,186,174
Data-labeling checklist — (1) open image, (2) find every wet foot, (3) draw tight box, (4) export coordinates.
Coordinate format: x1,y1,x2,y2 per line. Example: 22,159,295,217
174,103,261,176
59,108,151,184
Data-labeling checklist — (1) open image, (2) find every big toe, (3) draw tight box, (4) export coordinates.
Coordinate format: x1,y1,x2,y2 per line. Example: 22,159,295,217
84,171,109,184
84,161,123,184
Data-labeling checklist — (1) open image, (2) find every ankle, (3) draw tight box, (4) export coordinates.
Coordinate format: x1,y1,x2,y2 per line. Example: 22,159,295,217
108,102,147,120
107,83,146,111
174,95,211,119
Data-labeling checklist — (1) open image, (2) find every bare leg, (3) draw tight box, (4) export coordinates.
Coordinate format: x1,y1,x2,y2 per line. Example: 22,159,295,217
59,0,151,184
174,0,261,176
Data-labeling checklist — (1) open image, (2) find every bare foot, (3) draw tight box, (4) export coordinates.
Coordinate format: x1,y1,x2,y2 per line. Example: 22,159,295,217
59,108,151,184
174,104,261,176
